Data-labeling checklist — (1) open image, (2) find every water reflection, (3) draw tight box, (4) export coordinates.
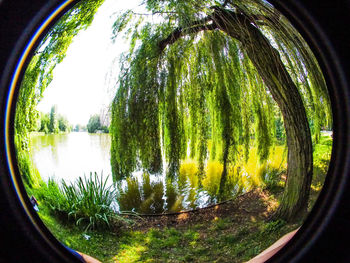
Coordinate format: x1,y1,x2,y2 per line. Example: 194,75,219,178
116,150,286,214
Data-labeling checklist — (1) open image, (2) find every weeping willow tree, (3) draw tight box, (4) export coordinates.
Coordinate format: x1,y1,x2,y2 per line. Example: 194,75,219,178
110,0,331,221
15,0,105,185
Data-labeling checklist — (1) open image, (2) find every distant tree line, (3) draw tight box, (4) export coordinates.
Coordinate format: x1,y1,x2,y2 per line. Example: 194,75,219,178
38,105,72,134
37,109,110,134
73,124,87,132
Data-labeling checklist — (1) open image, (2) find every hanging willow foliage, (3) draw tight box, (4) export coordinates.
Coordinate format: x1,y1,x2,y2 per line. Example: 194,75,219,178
232,0,331,141
110,0,330,188
111,24,164,180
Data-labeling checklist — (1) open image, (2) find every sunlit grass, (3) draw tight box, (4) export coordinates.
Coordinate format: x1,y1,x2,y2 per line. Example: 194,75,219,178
108,218,299,263
113,241,147,263
309,134,333,207
313,135,332,177
36,191,301,263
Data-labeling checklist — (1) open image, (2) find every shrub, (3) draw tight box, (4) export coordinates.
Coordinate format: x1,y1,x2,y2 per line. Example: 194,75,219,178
36,178,68,215
87,115,101,133
263,169,284,193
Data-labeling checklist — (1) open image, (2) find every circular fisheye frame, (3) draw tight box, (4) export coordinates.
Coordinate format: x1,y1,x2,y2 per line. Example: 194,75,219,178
265,1,350,262
0,1,90,262
0,0,349,263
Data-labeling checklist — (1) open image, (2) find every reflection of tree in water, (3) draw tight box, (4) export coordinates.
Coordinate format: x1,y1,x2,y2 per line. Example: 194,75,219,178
117,172,164,214
33,134,69,165
116,166,226,213
165,179,183,212
98,133,111,150
115,147,286,214
94,134,111,162
140,174,164,214
52,134,70,165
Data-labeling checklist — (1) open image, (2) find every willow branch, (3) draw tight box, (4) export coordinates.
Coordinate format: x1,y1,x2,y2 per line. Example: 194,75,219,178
158,20,217,52
186,16,213,28
157,6,274,52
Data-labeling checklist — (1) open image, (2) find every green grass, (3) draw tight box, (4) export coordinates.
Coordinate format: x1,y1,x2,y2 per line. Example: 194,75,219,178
112,220,298,263
38,205,121,261
37,200,299,263
308,133,333,209
313,135,332,183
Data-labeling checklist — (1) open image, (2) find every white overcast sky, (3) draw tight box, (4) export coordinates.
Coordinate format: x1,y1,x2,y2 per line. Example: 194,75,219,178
37,0,142,125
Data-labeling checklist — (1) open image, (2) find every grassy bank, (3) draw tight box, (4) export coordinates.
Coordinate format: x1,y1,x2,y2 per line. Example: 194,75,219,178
37,189,300,263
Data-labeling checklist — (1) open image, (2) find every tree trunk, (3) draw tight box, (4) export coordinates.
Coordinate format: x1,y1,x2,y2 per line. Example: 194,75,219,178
219,138,230,200
213,9,313,221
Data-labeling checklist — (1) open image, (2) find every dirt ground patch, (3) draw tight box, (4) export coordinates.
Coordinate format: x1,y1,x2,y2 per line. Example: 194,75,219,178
122,188,281,231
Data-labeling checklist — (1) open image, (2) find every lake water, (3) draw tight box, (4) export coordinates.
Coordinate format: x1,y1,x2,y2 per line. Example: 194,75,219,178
30,132,270,214
30,132,113,185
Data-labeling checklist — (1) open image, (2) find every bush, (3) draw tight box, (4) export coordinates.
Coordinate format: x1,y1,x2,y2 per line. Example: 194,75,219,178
100,125,109,133
36,178,68,215
263,169,284,193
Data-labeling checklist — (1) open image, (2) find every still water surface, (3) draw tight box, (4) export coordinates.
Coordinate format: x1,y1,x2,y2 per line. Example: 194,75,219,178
30,132,113,185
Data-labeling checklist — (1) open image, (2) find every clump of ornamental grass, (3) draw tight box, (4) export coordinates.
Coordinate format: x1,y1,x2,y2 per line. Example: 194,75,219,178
35,173,134,231
61,172,117,231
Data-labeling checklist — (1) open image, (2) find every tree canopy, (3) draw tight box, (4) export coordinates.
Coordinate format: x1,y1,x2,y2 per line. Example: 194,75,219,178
110,0,331,220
